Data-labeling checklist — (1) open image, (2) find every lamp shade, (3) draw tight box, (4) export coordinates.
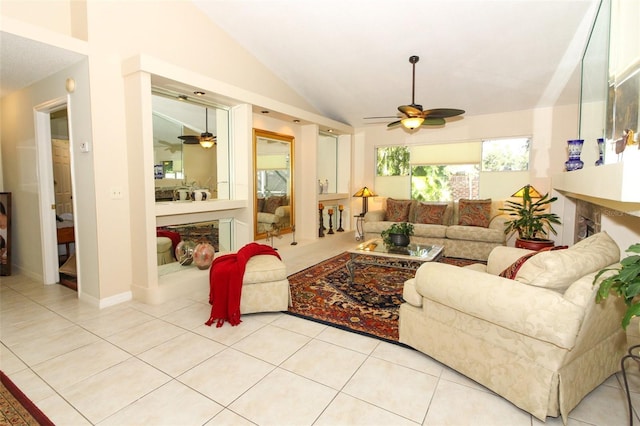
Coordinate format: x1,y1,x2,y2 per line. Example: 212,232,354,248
511,184,543,198
401,117,424,130
199,136,216,149
353,186,376,198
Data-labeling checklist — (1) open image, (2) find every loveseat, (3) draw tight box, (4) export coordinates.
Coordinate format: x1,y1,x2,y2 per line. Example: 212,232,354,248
399,231,626,423
256,196,290,234
363,198,508,261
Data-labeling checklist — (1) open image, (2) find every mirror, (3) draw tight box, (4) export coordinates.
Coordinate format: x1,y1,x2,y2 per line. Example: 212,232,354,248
152,93,229,201
317,132,338,194
253,129,294,240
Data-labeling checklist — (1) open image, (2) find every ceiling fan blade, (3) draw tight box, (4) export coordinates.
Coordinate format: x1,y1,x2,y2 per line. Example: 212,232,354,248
398,105,423,116
423,108,465,119
387,120,403,128
422,117,446,126
178,135,200,144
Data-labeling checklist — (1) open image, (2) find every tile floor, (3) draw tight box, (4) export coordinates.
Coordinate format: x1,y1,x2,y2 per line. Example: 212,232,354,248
2,231,640,425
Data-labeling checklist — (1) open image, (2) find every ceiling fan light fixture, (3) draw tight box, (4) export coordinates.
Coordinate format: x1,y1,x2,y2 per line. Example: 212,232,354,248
199,137,216,149
401,117,424,130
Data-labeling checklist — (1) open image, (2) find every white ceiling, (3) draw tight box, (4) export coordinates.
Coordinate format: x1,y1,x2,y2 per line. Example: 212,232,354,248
194,0,600,127
1,0,600,129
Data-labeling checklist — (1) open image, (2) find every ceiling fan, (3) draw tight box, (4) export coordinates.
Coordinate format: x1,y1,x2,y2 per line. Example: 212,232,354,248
178,108,216,148
156,139,181,153
384,55,465,130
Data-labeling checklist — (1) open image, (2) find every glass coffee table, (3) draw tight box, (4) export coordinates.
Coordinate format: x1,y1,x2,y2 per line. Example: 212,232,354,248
346,238,443,278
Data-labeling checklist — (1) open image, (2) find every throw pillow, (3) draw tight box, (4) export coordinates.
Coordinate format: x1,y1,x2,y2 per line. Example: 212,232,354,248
257,198,266,213
386,198,412,222
499,246,568,280
458,199,492,227
414,203,448,225
264,196,284,214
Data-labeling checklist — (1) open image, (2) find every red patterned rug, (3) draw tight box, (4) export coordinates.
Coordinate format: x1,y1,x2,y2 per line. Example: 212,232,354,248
287,252,480,342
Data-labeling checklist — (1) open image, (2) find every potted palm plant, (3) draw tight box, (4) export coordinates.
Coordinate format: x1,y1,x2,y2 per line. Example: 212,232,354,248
381,222,414,247
594,243,640,330
501,184,562,250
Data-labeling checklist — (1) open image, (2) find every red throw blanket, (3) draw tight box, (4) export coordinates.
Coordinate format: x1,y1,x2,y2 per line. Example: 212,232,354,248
205,243,281,328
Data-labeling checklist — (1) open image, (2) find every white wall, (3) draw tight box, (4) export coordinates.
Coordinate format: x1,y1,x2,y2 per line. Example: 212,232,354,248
355,105,579,212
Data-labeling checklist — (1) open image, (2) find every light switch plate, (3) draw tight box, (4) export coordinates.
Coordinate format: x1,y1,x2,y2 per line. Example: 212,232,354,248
79,141,90,153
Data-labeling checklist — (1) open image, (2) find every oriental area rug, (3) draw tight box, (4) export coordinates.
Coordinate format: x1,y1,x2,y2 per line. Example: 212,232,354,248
287,252,479,342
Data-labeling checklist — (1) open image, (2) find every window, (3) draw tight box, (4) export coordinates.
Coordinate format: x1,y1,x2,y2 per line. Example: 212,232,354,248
411,164,480,201
376,146,409,176
481,137,530,171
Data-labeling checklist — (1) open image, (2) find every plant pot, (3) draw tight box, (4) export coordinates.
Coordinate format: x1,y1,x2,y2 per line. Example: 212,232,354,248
389,233,410,247
515,238,554,251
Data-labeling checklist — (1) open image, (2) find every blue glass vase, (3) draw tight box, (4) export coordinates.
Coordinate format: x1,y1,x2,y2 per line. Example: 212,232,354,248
565,139,584,171
595,138,605,166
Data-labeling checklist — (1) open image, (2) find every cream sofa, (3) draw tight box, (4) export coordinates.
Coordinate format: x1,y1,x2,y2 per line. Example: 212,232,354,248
399,231,627,423
363,199,508,261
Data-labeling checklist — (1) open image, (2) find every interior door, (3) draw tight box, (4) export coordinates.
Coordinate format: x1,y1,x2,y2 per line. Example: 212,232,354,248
52,138,73,215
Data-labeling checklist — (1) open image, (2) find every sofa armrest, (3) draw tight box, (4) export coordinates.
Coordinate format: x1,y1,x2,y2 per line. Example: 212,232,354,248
274,205,290,218
257,212,281,224
488,214,509,232
414,262,584,349
364,210,386,222
485,246,535,275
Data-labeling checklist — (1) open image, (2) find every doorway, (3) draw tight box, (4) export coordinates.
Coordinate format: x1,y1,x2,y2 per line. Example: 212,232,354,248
35,98,79,291
51,109,77,290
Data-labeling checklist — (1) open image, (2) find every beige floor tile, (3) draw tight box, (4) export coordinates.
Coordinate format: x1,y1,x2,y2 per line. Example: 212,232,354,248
281,339,367,389
59,357,171,424
161,302,213,330
32,340,131,390
1,309,74,346
138,331,226,377
36,392,92,426
7,367,57,403
0,343,27,374
424,379,531,426
343,357,438,423
129,297,200,318
204,408,256,425
315,392,418,425
271,313,328,337
99,380,223,426
228,368,337,425
106,318,186,354
567,381,632,425
78,307,156,337
232,323,311,365
178,347,274,406
315,325,381,354
8,324,100,365
191,315,268,346
371,341,444,377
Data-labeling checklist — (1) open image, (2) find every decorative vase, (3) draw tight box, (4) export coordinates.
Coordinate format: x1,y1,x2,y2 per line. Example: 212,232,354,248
515,238,554,251
175,240,196,266
193,242,215,270
595,138,605,166
565,139,584,171
389,233,410,247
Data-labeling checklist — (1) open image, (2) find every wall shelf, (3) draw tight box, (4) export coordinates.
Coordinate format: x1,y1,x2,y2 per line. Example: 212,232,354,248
318,193,349,202
552,159,640,216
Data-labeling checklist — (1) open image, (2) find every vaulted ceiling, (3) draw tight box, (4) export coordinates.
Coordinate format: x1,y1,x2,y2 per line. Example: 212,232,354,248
194,0,600,127
1,0,600,129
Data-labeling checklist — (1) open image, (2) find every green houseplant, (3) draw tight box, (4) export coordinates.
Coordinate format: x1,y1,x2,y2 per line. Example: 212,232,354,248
594,243,640,330
381,222,414,247
501,185,562,250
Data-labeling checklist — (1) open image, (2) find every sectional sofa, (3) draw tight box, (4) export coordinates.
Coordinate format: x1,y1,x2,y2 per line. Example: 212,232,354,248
363,198,508,261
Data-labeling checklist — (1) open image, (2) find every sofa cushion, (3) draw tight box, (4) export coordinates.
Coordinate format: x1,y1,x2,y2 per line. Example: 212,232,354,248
445,225,505,243
386,198,412,222
412,223,448,238
414,203,448,225
499,246,567,279
515,232,620,292
458,199,492,227
264,196,284,213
